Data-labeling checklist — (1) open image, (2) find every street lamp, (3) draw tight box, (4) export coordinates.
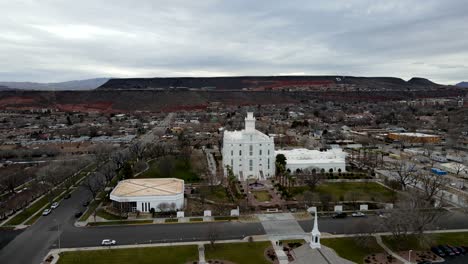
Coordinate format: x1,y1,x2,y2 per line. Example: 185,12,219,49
408,249,412,263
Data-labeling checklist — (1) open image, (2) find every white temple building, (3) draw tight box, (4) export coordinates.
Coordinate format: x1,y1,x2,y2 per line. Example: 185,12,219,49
275,148,346,174
222,112,275,180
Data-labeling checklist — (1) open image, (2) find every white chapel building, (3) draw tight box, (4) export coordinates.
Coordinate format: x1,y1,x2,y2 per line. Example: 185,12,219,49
222,112,275,180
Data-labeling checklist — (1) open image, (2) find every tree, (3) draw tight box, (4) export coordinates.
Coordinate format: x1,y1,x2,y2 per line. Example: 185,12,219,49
157,202,169,212
120,162,133,180
100,162,117,185
386,160,417,191
302,168,323,191
303,190,315,207
129,142,146,161
319,193,332,211
381,195,443,244
207,224,219,248
416,172,449,203
82,172,105,200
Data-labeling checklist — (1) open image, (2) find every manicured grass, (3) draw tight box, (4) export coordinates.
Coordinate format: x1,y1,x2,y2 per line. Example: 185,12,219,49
58,245,198,264
79,191,106,221
204,242,271,264
291,182,396,202
199,186,231,203
382,232,468,251
87,220,152,226
165,218,178,223
136,157,200,182
253,190,272,202
322,237,384,264
190,218,203,222
96,209,127,220
214,216,238,221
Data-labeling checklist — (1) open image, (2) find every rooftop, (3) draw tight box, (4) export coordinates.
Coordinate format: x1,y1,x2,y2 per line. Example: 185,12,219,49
389,132,439,138
111,178,184,197
275,148,346,164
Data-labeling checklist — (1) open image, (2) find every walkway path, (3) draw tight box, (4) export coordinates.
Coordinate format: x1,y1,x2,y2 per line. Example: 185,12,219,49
374,235,410,264
258,213,305,238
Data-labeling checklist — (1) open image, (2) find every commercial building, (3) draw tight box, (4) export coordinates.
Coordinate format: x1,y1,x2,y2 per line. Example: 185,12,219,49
387,132,441,143
110,178,184,213
222,112,275,180
275,148,346,173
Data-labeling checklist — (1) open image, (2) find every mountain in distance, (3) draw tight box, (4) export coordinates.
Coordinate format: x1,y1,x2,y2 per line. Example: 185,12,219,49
0,85,17,91
0,78,110,91
456,81,468,88
97,75,443,91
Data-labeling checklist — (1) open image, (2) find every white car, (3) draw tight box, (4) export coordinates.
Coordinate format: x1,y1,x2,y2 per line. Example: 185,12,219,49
42,208,52,216
51,202,59,209
101,239,116,246
351,212,366,217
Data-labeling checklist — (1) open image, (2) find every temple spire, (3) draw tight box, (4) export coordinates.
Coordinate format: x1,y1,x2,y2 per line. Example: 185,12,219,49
310,210,321,249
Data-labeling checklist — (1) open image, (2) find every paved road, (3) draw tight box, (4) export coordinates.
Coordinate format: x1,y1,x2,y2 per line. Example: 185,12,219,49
1,178,468,264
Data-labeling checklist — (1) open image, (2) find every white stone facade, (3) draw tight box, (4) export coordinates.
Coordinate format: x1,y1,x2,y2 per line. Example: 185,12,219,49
275,148,346,174
222,112,275,180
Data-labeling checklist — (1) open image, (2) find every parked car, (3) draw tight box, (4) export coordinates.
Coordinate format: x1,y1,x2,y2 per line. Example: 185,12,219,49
447,245,460,255
101,239,116,246
74,211,83,218
42,209,52,216
51,202,59,209
82,201,90,207
351,212,366,217
332,212,347,218
456,246,466,255
431,246,445,257
440,245,455,256
64,193,71,199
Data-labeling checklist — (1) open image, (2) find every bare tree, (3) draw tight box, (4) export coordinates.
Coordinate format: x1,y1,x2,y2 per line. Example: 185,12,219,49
381,195,443,243
207,224,219,248
93,144,114,165
82,172,105,200
319,193,332,211
302,168,323,191
416,172,449,203
130,142,146,161
386,160,417,191
100,162,117,185
1,173,21,194
111,150,129,169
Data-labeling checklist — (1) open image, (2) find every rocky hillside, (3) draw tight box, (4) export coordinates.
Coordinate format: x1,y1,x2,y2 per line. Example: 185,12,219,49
0,88,464,113
97,76,442,91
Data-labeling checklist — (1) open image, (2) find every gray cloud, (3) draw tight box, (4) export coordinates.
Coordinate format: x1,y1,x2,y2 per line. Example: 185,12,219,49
0,0,467,84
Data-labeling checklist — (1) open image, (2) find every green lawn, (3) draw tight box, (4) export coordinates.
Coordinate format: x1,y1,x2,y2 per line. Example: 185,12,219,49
79,191,106,221
291,182,396,202
96,209,127,220
199,186,231,203
136,157,200,182
253,190,272,202
382,232,468,251
58,245,198,264
322,237,384,264
190,218,203,222
204,242,271,264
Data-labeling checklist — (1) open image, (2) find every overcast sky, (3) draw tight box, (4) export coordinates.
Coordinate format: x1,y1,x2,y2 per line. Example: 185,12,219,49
1,0,467,84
